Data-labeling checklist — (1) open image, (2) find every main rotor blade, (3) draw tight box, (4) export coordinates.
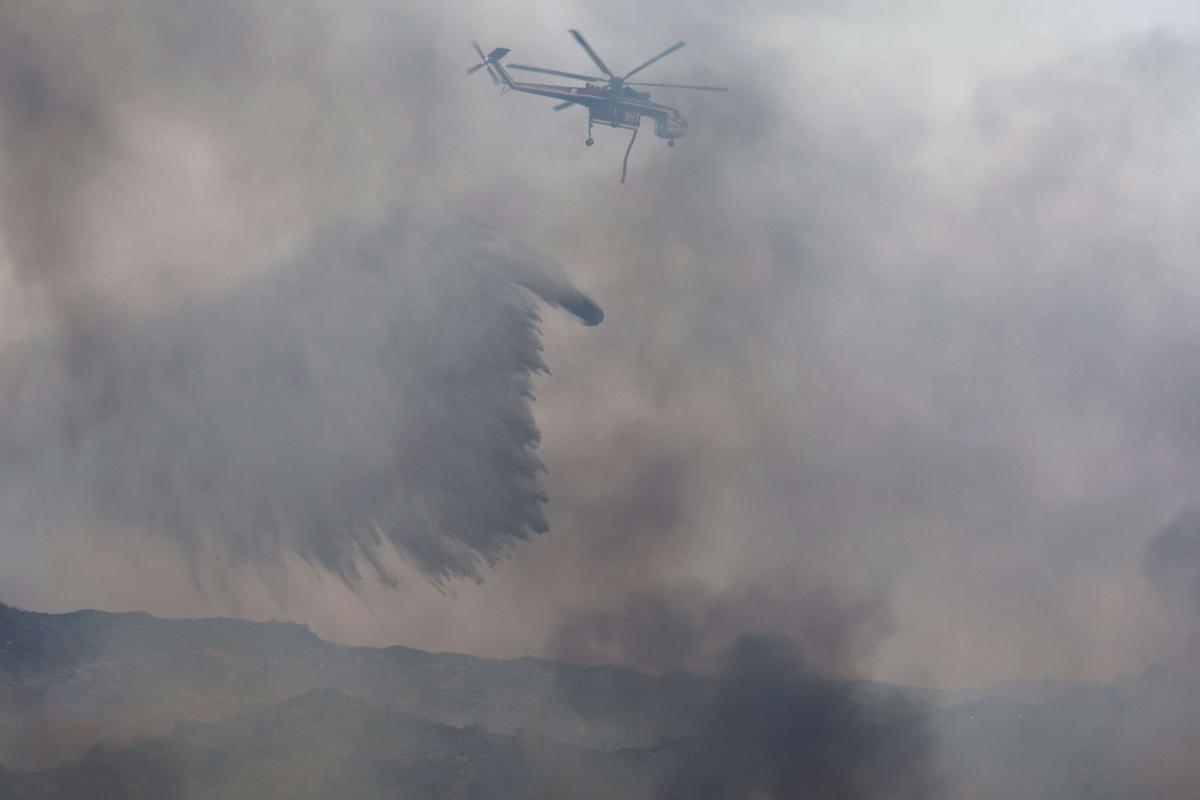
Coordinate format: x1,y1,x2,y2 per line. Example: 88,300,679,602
626,81,729,91
622,41,685,80
552,101,574,111
508,64,603,82
568,29,613,77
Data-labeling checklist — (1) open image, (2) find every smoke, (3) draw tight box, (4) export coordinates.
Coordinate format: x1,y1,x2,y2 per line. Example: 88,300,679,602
1144,507,1200,620
659,635,934,800
6,2,1200,795
3,0,1200,699
550,583,893,677
546,584,931,799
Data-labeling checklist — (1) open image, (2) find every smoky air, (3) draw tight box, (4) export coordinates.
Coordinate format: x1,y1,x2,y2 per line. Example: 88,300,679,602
3,1,1200,798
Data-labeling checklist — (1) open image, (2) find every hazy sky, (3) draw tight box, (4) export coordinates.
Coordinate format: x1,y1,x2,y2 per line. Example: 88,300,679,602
2,0,1199,689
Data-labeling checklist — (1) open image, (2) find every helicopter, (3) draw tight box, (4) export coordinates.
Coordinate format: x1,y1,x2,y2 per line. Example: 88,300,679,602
467,30,727,182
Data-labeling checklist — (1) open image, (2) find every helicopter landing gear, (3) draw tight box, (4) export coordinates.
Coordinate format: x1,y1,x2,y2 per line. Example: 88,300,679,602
667,139,675,148
585,120,594,147
586,137,594,147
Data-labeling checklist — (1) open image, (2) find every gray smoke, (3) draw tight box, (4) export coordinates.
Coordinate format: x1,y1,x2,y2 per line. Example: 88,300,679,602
1144,507,1200,618
3,0,1200,698
549,583,893,677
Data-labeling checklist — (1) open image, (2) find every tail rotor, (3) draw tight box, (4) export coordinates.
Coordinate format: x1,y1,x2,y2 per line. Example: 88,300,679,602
466,41,499,85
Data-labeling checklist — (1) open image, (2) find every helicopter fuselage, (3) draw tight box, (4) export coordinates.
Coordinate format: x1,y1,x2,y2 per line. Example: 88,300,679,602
491,68,689,142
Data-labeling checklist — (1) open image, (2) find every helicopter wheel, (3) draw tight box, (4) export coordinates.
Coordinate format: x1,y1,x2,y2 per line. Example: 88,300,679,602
586,137,594,147
667,140,675,148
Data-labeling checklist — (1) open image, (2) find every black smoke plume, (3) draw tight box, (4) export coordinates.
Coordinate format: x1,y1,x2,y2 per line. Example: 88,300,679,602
658,635,933,800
